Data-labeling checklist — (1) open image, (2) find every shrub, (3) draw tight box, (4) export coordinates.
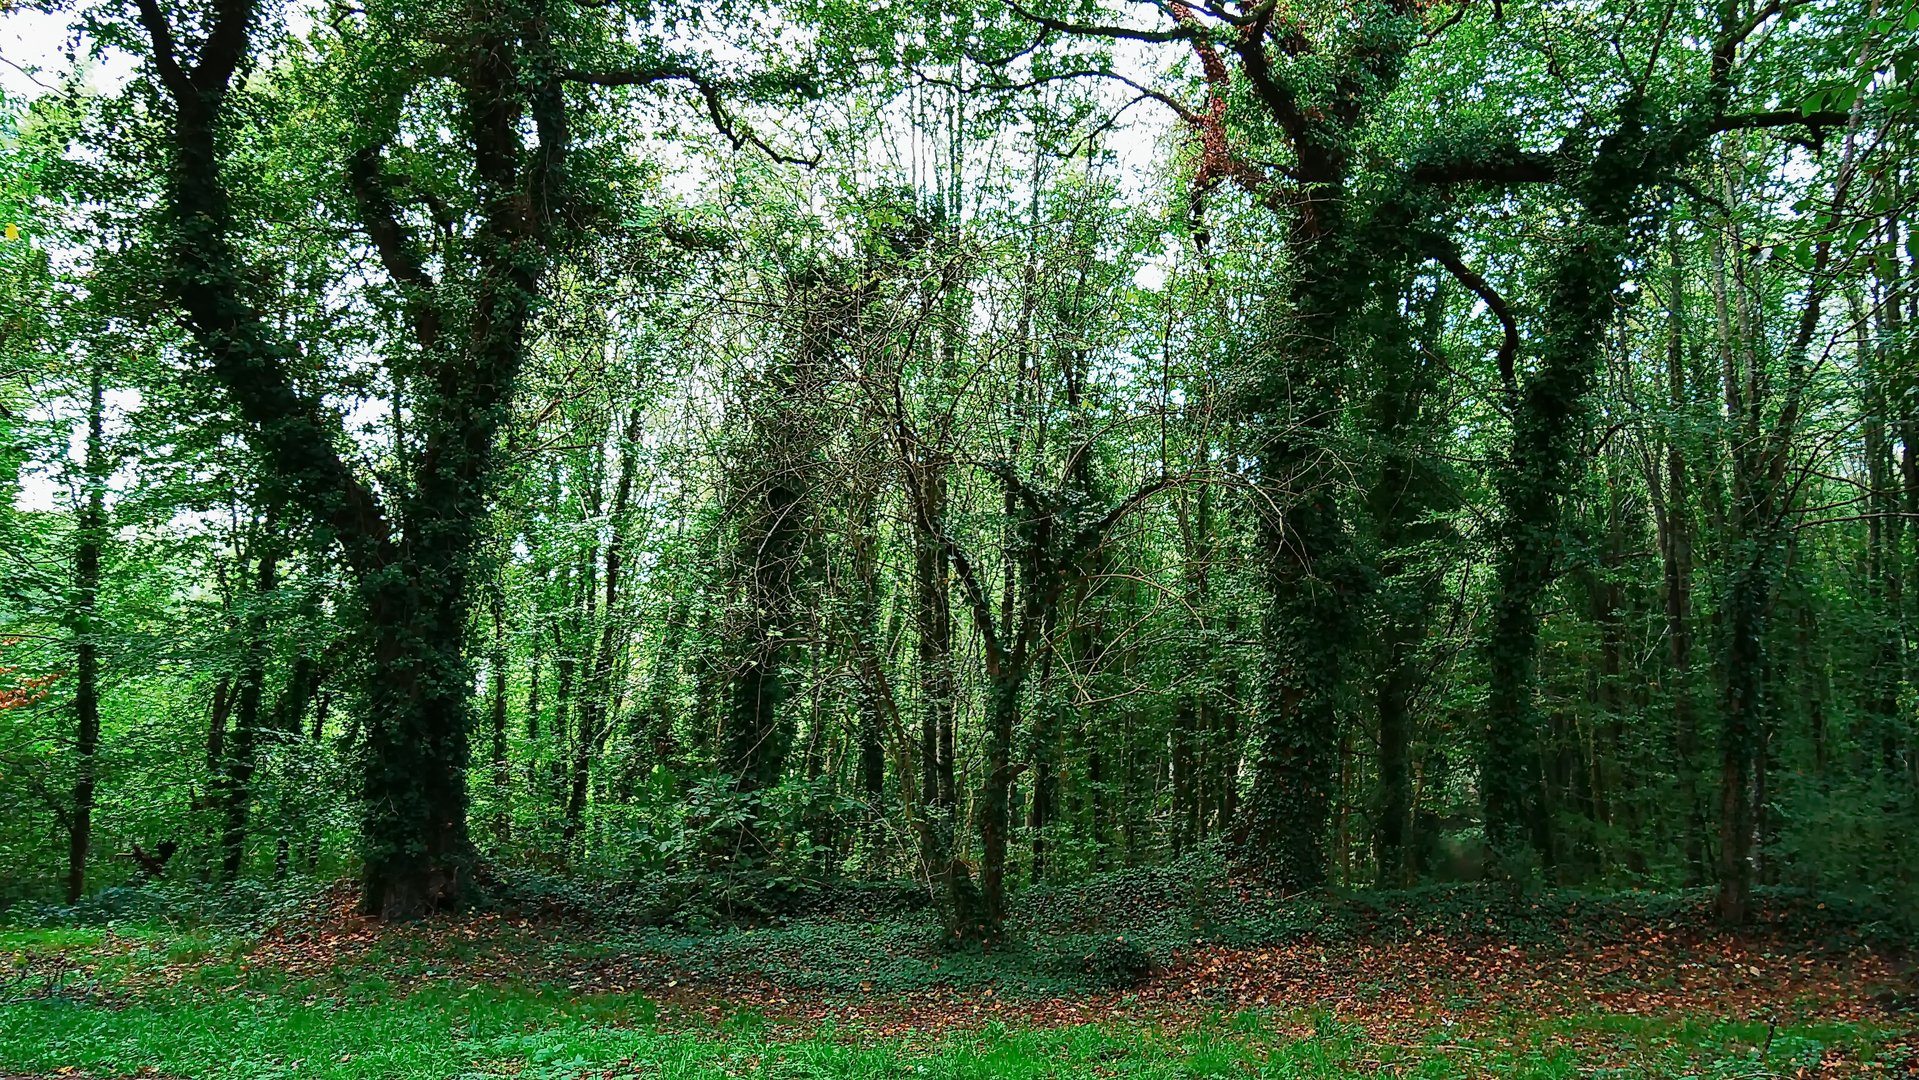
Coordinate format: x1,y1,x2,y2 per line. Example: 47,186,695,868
1069,935,1155,991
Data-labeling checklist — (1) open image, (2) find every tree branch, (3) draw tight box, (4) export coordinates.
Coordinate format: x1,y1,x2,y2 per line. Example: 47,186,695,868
191,0,255,92
1427,239,1519,397
1071,474,1180,557
1714,109,1854,137
1004,0,1197,42
346,147,441,350
568,66,817,166
1411,143,1559,186
926,68,1202,124
139,0,399,578
1194,0,1281,29
1711,0,1780,87
132,0,189,97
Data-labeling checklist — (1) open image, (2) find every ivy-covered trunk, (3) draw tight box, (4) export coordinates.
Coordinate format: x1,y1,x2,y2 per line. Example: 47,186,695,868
1237,221,1369,891
719,276,843,856
1482,141,1644,875
359,576,477,916
1211,2,1422,892
1482,248,1618,874
977,659,1023,937
137,0,566,917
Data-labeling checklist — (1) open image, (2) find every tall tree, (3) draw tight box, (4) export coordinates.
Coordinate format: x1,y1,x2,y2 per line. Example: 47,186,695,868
133,0,578,915
63,362,107,903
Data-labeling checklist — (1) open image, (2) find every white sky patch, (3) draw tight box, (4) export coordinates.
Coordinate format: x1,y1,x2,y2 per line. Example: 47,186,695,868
12,387,147,513
1,9,136,100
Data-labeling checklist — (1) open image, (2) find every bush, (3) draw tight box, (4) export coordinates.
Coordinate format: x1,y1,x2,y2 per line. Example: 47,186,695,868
1072,935,1156,991
474,863,601,920
2,878,317,931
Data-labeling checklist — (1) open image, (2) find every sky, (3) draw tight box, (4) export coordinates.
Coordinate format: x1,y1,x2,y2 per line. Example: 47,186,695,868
1,8,134,101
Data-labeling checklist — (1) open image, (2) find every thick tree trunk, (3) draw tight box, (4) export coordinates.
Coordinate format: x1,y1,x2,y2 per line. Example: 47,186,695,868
205,676,231,775
1235,231,1368,892
722,477,802,799
1708,134,1844,920
358,577,477,918
136,0,565,918
1239,434,1361,886
720,285,842,859
1030,633,1061,879
906,451,980,937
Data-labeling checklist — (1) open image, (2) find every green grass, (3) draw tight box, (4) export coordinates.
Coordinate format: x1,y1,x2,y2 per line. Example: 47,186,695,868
1,914,1905,1079
0,981,1901,1079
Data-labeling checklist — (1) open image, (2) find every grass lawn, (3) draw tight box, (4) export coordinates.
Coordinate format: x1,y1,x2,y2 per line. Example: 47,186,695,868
1,977,1903,1079
1,885,1912,1079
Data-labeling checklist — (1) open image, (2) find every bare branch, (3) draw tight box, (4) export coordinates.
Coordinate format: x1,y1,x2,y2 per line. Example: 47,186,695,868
1427,240,1519,399
568,67,818,166
1071,474,1181,557
1005,0,1197,42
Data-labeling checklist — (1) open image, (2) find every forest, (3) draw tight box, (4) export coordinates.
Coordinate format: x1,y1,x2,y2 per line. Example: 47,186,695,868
0,0,1917,1075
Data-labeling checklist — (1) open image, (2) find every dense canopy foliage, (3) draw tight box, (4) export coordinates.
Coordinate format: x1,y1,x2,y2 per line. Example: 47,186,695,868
1,0,1914,939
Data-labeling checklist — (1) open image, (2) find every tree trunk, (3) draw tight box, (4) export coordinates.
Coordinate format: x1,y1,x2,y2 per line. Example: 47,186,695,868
979,665,1021,936
1655,228,1705,883
1234,194,1371,893
913,455,957,817
720,283,841,859
1483,197,1638,877
64,365,106,904
219,542,279,883
1366,277,1449,888
1375,656,1416,886
136,0,567,918
846,453,889,818
357,578,477,917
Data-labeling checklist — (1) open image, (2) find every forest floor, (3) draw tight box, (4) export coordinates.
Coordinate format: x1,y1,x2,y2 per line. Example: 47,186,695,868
0,879,1914,1078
